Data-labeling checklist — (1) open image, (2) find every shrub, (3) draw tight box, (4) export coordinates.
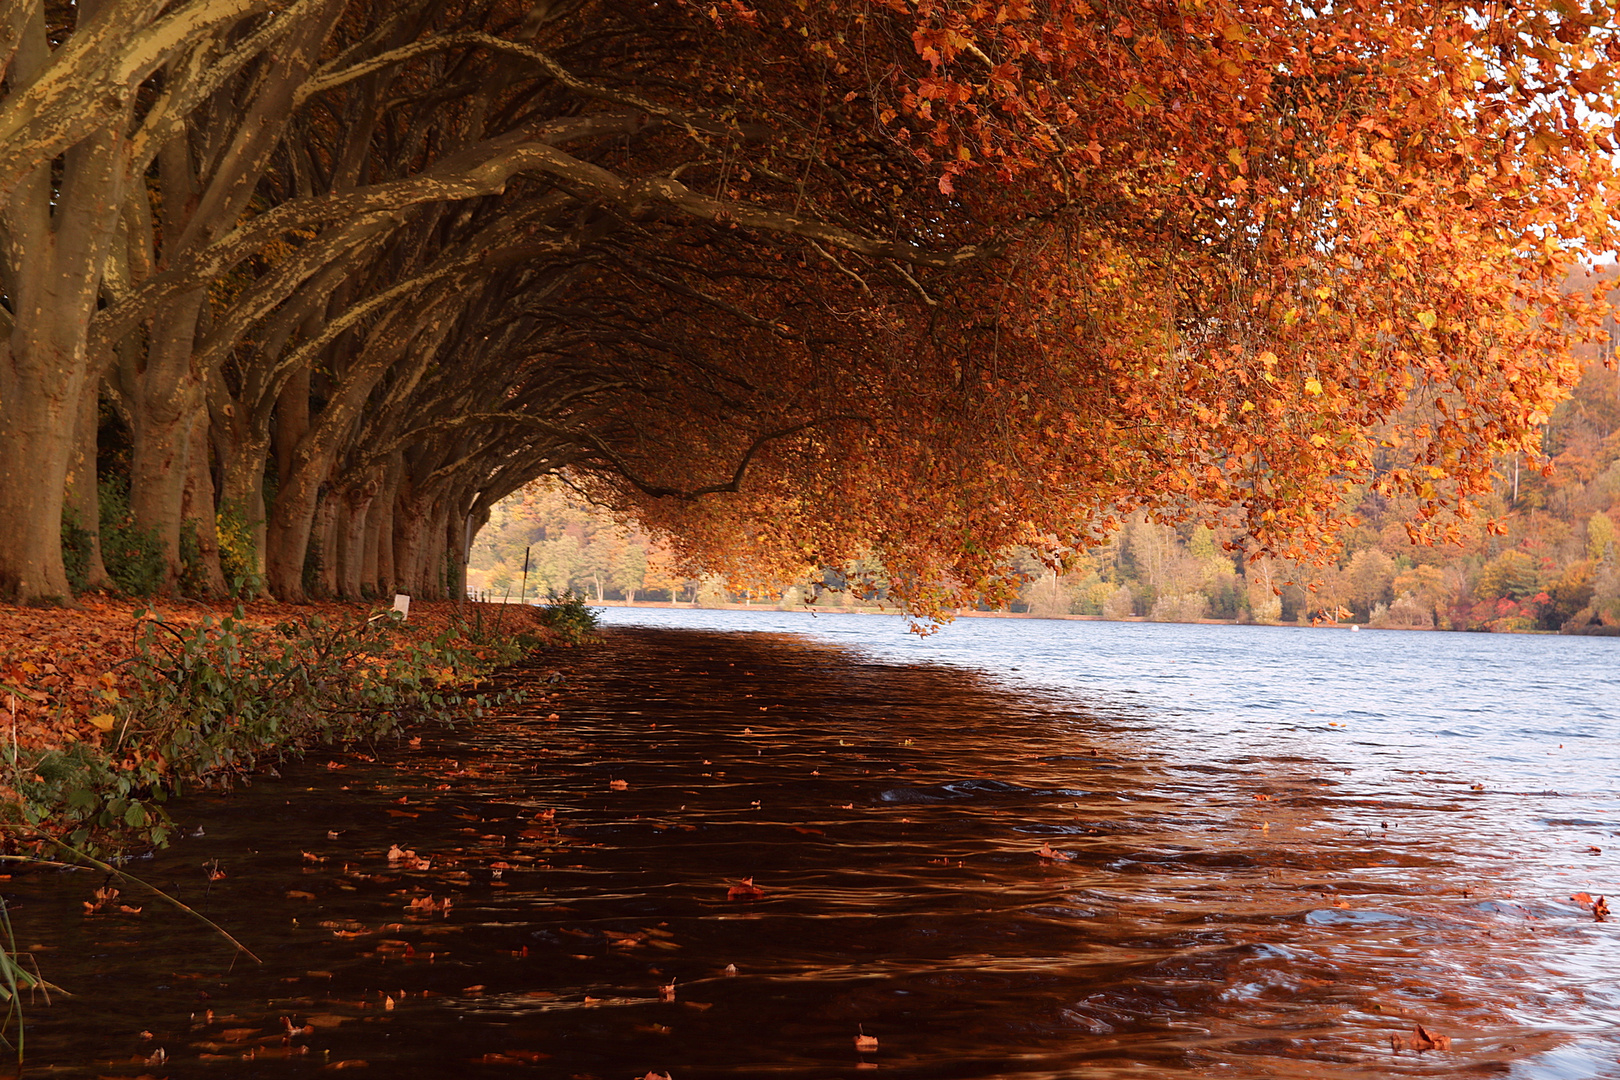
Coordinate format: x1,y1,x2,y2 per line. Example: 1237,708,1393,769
536,590,600,645
215,502,262,596
1101,584,1135,620
60,505,94,594
178,521,211,598
98,478,165,597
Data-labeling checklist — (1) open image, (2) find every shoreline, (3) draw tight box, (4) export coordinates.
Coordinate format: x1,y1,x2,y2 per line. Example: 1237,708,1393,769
568,599,1615,635
557,599,1398,631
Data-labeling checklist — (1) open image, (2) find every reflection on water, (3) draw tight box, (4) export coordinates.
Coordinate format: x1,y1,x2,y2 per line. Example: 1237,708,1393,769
5,614,1617,1079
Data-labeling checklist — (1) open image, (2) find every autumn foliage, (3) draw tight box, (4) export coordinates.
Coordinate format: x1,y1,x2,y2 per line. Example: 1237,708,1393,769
577,0,1620,617
0,0,1616,619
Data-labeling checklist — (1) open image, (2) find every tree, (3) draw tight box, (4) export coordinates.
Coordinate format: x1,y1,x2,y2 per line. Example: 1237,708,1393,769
1590,512,1618,562
608,532,647,603
641,542,687,603
4,0,1617,610
1345,549,1397,622
1475,550,1541,602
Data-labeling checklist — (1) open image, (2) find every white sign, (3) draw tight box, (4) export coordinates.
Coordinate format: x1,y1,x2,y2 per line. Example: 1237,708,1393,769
392,593,411,619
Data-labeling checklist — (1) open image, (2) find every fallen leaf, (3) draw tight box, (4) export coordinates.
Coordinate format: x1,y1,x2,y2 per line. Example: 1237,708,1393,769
1572,892,1610,920
855,1030,879,1051
1036,842,1073,861
1391,1023,1452,1052
610,779,629,791
83,886,120,914
406,895,451,915
477,1050,551,1064
727,877,766,900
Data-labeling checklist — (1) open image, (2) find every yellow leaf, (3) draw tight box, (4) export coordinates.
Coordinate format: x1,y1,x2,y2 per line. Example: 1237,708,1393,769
90,714,116,732
1304,377,1324,396
1416,310,1438,330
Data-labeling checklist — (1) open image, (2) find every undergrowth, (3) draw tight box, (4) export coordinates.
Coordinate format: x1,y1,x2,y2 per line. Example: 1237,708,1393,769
534,590,601,645
2,606,536,855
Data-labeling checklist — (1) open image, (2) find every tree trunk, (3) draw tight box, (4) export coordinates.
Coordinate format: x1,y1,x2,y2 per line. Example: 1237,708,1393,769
64,371,111,590
213,389,271,589
334,479,376,599
264,458,325,601
358,496,382,599
123,273,209,594
370,455,403,596
423,502,449,599
312,486,340,598
392,478,428,598
273,365,310,494
179,430,227,596
0,384,80,602
0,114,128,602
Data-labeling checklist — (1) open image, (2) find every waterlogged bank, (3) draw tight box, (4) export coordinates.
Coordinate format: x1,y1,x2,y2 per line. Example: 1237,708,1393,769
0,599,564,852
2,616,1615,1078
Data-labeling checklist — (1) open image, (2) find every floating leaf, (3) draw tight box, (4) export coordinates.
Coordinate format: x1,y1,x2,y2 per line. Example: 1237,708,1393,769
727,877,766,900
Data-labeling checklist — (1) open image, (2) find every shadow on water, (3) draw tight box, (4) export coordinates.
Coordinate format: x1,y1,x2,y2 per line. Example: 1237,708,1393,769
3,625,1617,1078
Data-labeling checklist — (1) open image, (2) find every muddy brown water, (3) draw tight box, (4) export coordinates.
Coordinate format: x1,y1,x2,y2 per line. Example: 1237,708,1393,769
4,622,1617,1078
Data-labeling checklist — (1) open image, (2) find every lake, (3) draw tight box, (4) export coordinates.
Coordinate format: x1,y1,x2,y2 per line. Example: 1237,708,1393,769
5,609,1616,1078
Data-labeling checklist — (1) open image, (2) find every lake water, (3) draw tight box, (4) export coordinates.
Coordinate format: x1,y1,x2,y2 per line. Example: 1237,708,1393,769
5,609,1617,1078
